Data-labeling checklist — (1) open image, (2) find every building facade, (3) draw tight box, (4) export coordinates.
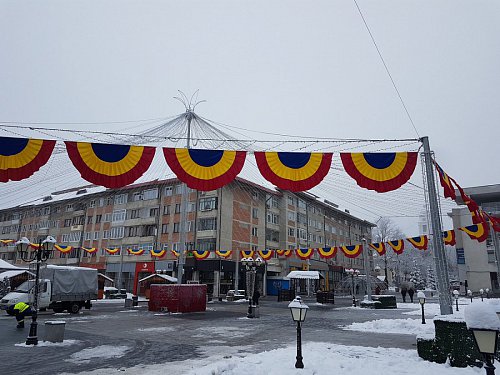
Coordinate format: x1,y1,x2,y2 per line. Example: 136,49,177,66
0,178,374,296
450,184,500,293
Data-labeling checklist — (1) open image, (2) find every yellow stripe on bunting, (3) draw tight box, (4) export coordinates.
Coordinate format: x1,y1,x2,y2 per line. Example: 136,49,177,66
163,148,246,191
0,137,56,182
340,245,363,258
127,248,145,255
216,250,233,258
369,242,386,255
442,230,456,246
340,152,418,193
150,249,167,258
433,161,456,200
65,141,155,188
258,250,273,261
317,247,337,259
193,250,210,260
54,244,73,253
105,248,120,255
0,239,15,245
459,223,489,243
406,236,428,250
276,249,293,257
254,151,332,192
171,250,181,258
81,247,97,254
296,248,314,260
241,250,254,258
387,240,404,254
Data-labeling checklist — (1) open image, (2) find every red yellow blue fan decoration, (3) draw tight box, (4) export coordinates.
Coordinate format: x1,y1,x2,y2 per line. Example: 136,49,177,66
340,245,363,258
241,250,254,258
407,236,428,250
276,249,293,257
105,248,120,255
387,240,404,254
150,249,167,258
193,250,210,260
296,248,314,260
340,152,418,193
163,148,246,191
65,141,155,188
216,250,232,258
317,247,336,259
0,137,56,182
82,247,97,254
128,248,144,255
459,223,488,243
254,151,332,192
369,242,386,255
54,244,72,253
258,250,273,261
433,162,456,200
443,230,456,246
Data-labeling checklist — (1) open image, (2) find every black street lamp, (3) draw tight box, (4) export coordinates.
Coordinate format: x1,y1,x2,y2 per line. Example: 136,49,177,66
288,296,309,369
15,236,56,345
481,289,485,302
345,268,359,307
241,257,263,318
465,303,500,375
418,291,426,324
453,290,459,312
468,289,473,303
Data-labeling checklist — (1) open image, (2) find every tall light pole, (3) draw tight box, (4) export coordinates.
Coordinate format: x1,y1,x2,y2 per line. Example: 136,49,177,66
362,238,372,301
15,236,56,345
346,268,359,307
241,257,263,318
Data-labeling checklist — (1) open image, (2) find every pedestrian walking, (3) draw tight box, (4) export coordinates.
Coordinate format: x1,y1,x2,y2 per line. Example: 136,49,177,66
7,302,33,328
400,281,408,303
408,282,415,303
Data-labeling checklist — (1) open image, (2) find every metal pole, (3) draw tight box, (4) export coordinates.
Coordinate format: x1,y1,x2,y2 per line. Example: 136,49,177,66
421,136,453,315
26,241,42,345
421,304,426,324
234,250,240,293
176,112,193,285
351,275,356,307
295,321,304,369
490,218,500,289
117,246,124,290
484,356,496,375
363,238,372,301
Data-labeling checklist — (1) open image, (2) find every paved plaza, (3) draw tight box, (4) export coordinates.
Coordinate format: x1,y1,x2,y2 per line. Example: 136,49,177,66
0,295,428,375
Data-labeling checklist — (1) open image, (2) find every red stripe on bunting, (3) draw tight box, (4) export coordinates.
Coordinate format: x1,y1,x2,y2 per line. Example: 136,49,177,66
406,236,428,250
387,240,404,254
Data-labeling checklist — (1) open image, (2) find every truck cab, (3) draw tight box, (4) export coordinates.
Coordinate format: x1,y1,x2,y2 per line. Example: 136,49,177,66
0,279,51,313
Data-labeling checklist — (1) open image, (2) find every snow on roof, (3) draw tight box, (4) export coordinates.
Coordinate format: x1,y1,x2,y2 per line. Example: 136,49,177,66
20,185,107,207
139,273,177,283
0,259,22,270
98,273,114,282
0,270,34,279
286,271,320,280
45,265,97,271
464,302,500,330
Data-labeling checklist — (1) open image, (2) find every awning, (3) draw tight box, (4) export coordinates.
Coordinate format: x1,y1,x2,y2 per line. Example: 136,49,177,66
139,273,178,283
0,270,34,279
0,259,23,270
98,273,114,283
286,271,321,280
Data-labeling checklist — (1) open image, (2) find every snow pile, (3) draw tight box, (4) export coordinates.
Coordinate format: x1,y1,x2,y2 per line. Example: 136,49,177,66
343,318,435,336
464,302,500,330
15,339,80,347
65,345,130,364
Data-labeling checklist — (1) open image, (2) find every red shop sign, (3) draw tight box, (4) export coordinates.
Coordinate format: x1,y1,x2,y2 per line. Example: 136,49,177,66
135,261,155,273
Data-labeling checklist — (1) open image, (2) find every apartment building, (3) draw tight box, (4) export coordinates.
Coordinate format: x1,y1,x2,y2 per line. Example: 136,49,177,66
0,177,374,296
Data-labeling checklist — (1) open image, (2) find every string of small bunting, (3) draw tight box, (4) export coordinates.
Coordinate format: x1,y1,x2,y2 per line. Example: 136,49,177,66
1,224,487,260
0,136,419,192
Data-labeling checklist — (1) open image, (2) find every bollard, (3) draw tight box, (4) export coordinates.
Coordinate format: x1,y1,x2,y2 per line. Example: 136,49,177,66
44,321,66,343
132,295,139,307
125,298,133,308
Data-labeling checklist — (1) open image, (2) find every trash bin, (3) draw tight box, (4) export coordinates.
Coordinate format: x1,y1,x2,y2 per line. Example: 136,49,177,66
132,295,139,307
125,298,133,308
45,321,66,343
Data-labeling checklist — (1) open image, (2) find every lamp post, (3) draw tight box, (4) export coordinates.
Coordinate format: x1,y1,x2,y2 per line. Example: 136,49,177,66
288,296,309,369
15,236,56,345
486,288,490,299
453,290,459,312
418,291,426,324
345,268,359,307
480,289,485,302
241,257,263,318
468,289,473,303
465,303,500,375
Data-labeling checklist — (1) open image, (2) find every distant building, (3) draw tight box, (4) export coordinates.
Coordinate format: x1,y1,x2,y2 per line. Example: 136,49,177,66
0,178,374,296
450,184,500,293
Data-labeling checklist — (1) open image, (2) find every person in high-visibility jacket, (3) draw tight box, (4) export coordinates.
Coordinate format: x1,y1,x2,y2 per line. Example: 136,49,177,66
7,302,33,328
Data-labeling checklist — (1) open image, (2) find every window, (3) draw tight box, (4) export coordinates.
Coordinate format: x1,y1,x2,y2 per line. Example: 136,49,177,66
112,210,126,222
132,192,143,201
54,206,61,214
187,203,196,212
298,200,306,209
163,205,171,215
110,226,124,239
98,198,105,207
174,184,183,195
251,245,258,251
187,221,193,232
149,208,159,217
104,213,112,222
89,200,96,208
252,208,258,219
288,227,295,237
199,197,218,211
161,224,169,234
287,196,295,206
287,212,295,221
298,228,307,240
43,207,51,216
144,225,156,236
164,186,173,196
266,230,279,242
69,232,82,242
64,219,72,227
143,189,159,200
251,227,258,236
106,197,113,206
175,204,181,214
266,213,279,225
87,216,93,224
84,232,92,241
114,194,128,205
95,215,102,224
102,230,110,239
198,218,217,231
62,234,70,242
127,226,141,237
66,204,73,212
297,213,307,225
252,191,259,200
129,209,141,219
93,231,100,240
172,242,179,251
72,216,85,225
197,238,216,252
173,223,180,233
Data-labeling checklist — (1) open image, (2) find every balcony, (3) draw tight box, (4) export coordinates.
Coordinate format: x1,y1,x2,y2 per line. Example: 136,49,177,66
71,225,83,231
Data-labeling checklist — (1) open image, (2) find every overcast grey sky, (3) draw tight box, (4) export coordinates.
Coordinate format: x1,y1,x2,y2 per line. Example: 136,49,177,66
1,0,499,234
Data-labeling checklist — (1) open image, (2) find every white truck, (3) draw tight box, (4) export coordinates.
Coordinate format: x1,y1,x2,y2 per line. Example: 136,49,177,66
0,265,98,314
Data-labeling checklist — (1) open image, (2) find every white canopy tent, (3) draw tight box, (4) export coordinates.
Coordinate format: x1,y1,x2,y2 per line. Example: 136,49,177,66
286,271,322,280
0,259,23,271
